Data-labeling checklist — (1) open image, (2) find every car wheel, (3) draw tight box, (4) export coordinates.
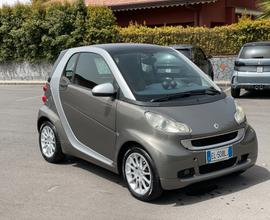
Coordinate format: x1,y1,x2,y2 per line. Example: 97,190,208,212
39,121,65,163
122,147,163,201
231,87,240,98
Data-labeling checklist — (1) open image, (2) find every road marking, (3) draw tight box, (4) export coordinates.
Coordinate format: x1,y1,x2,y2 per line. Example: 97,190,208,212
224,87,231,93
48,185,60,192
16,96,41,102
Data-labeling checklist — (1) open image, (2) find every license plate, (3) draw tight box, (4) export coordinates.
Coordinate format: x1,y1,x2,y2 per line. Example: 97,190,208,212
257,66,263,73
206,146,233,164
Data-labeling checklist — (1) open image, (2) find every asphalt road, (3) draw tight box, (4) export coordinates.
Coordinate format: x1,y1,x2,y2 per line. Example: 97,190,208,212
0,85,270,220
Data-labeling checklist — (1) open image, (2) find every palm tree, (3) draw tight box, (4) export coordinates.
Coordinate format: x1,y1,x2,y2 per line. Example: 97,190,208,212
259,0,270,19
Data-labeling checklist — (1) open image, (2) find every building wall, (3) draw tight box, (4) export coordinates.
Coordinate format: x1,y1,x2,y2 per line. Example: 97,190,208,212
199,0,226,27
113,0,259,27
115,6,196,27
226,0,257,9
0,57,236,82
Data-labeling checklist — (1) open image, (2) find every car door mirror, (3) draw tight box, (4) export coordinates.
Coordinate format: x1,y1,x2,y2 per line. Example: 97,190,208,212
92,83,116,97
60,76,70,89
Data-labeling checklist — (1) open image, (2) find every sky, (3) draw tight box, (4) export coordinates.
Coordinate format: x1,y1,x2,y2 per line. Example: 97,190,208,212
0,0,30,7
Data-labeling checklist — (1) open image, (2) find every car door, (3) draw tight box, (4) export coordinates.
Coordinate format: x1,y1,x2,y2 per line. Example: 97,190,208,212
59,52,117,160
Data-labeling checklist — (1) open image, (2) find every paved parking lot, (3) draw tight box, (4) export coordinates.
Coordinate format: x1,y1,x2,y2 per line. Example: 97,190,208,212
0,85,269,220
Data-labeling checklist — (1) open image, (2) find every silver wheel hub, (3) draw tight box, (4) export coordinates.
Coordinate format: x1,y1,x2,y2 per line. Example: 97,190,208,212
40,125,56,158
125,152,152,196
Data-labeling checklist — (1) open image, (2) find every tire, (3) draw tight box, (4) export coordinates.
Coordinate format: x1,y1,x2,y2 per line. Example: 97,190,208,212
39,121,65,163
231,87,240,98
122,147,163,201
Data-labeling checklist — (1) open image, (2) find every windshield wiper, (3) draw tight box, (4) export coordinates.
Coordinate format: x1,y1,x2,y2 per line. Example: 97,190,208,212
150,87,221,102
204,87,222,95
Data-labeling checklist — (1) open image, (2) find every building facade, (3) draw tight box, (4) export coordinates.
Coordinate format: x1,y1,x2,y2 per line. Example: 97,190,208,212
86,0,261,27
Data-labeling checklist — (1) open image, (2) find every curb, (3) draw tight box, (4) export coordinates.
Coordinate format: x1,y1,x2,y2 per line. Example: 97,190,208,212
215,81,231,86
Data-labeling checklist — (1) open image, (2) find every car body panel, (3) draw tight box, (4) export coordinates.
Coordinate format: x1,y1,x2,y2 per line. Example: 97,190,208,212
60,84,117,160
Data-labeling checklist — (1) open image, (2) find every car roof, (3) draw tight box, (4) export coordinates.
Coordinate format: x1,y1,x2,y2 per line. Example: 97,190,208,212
88,43,171,53
243,41,270,47
170,44,194,50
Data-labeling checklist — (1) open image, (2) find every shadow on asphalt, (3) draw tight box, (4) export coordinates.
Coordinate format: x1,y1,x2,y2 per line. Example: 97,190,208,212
59,157,270,206
238,90,270,99
154,165,270,206
61,156,125,187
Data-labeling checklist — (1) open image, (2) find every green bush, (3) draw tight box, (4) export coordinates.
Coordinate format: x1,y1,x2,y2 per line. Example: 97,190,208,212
0,0,117,63
84,6,118,44
0,2,270,63
0,4,32,62
118,17,270,56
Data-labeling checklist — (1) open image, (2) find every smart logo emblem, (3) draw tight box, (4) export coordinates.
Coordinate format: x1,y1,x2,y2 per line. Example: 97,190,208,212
214,123,219,129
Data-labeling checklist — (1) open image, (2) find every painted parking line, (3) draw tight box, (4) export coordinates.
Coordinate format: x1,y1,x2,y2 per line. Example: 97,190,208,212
16,96,42,102
224,87,231,93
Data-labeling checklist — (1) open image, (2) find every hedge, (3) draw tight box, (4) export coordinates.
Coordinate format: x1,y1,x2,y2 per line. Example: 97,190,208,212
118,17,270,56
0,1,270,63
0,0,117,62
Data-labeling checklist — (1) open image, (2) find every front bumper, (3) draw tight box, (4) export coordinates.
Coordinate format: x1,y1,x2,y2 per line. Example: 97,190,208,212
157,125,258,190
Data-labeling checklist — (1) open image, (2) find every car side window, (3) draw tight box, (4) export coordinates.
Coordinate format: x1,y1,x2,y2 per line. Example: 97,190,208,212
73,53,114,89
64,53,79,80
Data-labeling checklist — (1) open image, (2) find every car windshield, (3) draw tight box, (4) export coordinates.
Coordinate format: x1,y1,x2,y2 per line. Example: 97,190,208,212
240,45,270,59
110,47,218,102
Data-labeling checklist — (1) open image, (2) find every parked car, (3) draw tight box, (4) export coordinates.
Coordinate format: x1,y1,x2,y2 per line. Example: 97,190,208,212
38,44,257,201
231,41,270,98
171,45,214,80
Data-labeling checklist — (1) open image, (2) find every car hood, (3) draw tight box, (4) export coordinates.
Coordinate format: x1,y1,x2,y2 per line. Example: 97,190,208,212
147,96,242,137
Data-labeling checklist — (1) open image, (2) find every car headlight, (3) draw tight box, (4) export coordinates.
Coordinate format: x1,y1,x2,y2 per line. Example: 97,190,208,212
234,103,246,124
145,112,191,134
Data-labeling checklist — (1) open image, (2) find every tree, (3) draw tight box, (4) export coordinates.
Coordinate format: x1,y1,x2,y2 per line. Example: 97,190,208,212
259,0,270,19
31,0,50,5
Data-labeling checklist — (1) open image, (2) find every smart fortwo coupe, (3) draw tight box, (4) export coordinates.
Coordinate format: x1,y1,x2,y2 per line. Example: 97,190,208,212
38,44,258,201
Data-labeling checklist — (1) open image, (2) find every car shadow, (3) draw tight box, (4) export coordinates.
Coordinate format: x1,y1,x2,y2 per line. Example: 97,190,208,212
61,156,125,187
59,157,269,206
239,90,270,99
153,165,270,206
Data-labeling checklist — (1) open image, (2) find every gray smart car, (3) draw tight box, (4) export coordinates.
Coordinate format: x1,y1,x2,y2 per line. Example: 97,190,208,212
231,41,270,98
38,44,257,201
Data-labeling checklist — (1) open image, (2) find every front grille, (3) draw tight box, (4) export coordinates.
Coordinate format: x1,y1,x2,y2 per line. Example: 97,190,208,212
199,158,237,174
191,132,238,147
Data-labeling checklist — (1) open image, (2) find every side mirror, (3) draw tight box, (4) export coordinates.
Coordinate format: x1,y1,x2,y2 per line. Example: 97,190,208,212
207,55,213,59
92,83,116,97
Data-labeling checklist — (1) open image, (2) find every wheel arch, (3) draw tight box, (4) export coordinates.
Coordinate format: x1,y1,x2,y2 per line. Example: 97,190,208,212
117,141,150,176
37,116,53,132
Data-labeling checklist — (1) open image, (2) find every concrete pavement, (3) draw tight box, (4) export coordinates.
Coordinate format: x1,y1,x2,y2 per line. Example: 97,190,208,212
0,85,269,220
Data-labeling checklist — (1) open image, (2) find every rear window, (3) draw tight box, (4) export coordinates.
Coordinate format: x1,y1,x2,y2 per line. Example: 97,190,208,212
240,46,270,59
